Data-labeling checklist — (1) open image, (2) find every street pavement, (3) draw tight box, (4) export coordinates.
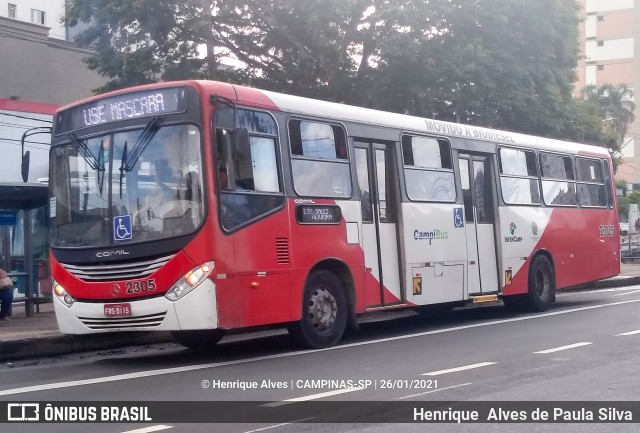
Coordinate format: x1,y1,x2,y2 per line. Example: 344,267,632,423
1,263,639,362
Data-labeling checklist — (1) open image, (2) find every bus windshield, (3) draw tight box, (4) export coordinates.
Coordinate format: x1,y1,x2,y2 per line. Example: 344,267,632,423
50,123,204,248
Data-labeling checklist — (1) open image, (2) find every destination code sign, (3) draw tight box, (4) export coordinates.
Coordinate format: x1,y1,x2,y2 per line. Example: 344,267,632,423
62,87,187,132
296,205,342,225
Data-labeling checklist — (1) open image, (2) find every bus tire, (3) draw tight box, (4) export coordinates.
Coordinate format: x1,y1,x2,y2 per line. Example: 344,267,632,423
288,270,348,349
171,329,224,352
524,255,555,312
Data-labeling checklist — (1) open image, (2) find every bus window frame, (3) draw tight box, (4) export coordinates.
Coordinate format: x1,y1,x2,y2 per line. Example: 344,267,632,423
212,105,286,233
287,117,353,200
574,156,607,208
497,145,542,207
400,133,456,203
539,151,578,208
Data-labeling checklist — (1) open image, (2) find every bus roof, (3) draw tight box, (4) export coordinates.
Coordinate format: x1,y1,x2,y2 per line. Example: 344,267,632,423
256,88,610,158
60,79,611,158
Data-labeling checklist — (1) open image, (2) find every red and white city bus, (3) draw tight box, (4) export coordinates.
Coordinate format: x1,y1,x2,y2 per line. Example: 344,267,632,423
44,80,620,349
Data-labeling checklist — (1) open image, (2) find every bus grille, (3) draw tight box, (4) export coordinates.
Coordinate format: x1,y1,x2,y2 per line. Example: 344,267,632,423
276,238,290,264
78,312,166,329
61,254,175,282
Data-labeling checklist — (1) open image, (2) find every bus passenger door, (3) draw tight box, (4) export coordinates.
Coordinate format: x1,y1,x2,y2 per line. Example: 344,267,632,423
354,142,402,307
458,154,499,295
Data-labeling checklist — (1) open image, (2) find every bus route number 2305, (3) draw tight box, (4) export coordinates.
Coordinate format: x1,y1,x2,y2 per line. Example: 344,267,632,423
126,279,157,294
599,225,615,238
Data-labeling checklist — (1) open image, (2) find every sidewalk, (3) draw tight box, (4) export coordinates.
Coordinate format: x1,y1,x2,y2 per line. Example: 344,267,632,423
0,302,172,362
1,264,640,362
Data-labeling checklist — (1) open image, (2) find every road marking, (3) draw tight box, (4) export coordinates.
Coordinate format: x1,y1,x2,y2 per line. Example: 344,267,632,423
243,418,314,433
120,426,173,433
422,362,496,376
2,298,639,396
398,382,472,400
534,342,592,354
263,387,365,407
614,289,640,297
616,329,640,336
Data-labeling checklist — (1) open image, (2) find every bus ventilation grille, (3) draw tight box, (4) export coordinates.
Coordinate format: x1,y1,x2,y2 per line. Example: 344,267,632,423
78,312,166,330
276,238,290,264
61,254,175,282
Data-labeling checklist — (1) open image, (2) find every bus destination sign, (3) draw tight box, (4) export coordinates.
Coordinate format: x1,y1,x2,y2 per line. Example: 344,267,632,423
296,205,342,225
66,87,187,131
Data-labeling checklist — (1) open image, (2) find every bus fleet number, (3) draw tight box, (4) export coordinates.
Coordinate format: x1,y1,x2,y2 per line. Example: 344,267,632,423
599,225,615,237
126,279,157,294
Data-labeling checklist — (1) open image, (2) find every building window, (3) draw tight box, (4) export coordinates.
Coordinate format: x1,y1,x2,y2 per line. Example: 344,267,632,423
597,64,604,71
597,40,604,46
8,4,16,18
31,9,45,25
597,15,604,21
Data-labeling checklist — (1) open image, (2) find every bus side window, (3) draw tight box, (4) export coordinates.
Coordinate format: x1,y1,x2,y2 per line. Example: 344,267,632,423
289,119,352,198
402,135,455,202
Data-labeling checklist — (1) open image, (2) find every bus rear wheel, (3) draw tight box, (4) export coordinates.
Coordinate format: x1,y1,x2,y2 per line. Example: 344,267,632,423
171,329,224,352
288,270,348,349
524,255,555,312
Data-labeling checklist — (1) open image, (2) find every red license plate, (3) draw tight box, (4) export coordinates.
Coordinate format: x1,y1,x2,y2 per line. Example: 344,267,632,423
104,303,132,317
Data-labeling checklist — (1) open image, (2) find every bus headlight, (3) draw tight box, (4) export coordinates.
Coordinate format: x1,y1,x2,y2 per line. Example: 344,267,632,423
53,280,75,307
165,261,215,301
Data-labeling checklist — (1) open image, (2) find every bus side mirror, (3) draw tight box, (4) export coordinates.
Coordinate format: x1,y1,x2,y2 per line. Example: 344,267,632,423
231,128,250,161
20,126,51,183
21,151,30,183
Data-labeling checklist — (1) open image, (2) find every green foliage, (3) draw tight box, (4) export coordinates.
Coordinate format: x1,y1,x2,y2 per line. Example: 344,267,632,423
618,195,629,221
66,0,619,155
629,191,640,205
617,180,628,195
580,83,636,169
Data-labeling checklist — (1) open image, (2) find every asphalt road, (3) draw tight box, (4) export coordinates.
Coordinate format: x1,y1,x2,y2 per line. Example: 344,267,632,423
2,285,640,433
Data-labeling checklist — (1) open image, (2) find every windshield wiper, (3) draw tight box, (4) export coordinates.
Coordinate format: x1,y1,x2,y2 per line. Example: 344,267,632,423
97,140,105,194
67,132,106,195
121,116,163,172
67,132,105,172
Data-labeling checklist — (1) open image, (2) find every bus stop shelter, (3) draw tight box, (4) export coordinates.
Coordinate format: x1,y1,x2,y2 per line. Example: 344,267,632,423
0,182,49,317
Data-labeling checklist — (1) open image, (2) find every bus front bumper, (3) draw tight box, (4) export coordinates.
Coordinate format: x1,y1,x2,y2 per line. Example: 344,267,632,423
52,279,219,334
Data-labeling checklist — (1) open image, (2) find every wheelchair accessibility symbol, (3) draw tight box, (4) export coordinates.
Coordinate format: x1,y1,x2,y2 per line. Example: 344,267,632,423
453,207,464,228
113,215,132,241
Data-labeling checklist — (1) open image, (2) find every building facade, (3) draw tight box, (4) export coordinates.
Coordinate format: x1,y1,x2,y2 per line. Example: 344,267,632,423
0,0,105,183
0,1,105,305
576,0,639,185
1,0,66,40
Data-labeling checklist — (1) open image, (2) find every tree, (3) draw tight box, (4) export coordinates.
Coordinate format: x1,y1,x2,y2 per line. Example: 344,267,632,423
66,0,614,151
580,84,636,168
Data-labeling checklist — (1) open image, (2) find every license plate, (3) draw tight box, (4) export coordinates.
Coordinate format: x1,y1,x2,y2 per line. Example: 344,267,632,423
104,303,132,317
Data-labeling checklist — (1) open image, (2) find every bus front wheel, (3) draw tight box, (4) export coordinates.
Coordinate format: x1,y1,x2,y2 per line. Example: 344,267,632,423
171,329,225,352
524,255,555,312
288,270,348,349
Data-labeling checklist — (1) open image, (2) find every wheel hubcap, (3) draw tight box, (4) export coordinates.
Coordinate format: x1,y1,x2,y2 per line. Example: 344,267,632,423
535,269,549,298
309,288,338,332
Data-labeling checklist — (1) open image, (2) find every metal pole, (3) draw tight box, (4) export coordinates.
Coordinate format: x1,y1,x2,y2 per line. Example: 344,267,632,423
24,208,33,317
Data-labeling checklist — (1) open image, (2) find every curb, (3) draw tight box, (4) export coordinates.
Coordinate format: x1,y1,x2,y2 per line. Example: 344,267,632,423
0,332,173,362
